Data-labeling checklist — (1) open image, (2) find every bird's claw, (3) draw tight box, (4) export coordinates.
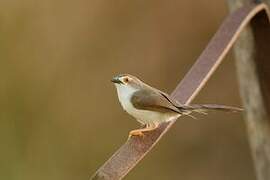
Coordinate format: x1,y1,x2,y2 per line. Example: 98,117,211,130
128,130,144,138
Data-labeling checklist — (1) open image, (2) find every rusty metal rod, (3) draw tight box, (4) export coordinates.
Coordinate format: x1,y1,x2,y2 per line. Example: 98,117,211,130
91,2,269,179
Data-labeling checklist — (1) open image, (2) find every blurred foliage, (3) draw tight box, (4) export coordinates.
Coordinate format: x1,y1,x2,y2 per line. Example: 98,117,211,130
0,0,255,179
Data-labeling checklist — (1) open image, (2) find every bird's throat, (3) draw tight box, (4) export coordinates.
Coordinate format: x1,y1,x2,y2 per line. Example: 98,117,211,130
115,84,138,111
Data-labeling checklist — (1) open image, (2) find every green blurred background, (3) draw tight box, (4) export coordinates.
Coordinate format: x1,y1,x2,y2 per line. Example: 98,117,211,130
0,0,255,179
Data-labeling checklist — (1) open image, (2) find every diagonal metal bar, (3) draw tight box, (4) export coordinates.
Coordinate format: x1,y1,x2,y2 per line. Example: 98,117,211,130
91,2,269,179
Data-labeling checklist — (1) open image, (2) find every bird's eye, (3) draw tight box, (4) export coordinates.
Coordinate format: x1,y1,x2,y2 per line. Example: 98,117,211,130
123,77,129,83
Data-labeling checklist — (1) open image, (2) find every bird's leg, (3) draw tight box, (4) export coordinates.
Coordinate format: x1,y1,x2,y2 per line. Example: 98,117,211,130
129,123,159,138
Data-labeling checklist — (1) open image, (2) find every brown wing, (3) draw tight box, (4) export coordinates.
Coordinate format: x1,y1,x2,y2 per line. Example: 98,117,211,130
154,89,199,111
131,89,180,113
157,90,184,107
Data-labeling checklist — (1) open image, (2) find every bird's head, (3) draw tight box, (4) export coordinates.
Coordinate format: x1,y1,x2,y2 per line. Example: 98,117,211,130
111,74,143,90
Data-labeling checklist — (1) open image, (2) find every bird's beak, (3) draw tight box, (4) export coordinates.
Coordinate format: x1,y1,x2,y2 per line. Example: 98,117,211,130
111,77,123,84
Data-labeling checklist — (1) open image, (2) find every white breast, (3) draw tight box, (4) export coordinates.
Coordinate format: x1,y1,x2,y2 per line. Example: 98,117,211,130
115,84,180,125
115,84,138,114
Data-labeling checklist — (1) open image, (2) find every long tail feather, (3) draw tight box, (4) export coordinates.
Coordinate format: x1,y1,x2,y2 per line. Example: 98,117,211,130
180,104,243,113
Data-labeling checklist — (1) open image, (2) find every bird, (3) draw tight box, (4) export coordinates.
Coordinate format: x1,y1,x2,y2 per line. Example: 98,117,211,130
111,74,243,137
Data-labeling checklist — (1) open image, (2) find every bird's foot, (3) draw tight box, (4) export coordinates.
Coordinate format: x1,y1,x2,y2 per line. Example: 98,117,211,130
128,130,144,138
